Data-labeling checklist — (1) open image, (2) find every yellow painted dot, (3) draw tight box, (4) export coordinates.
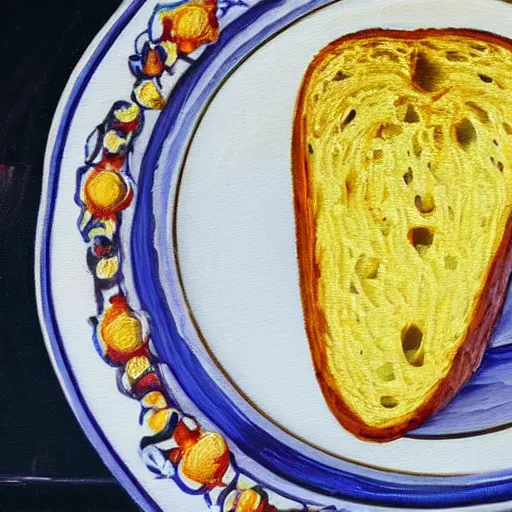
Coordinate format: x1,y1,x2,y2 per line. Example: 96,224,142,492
101,310,144,354
147,408,172,433
125,355,151,382
134,81,166,110
103,130,126,153
158,3,218,54
181,432,229,485
96,256,119,280
174,7,211,40
160,40,178,67
114,102,140,123
141,391,167,410
84,170,128,214
236,489,262,512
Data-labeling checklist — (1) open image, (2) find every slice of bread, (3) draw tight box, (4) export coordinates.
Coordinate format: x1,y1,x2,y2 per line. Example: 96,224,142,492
292,28,512,442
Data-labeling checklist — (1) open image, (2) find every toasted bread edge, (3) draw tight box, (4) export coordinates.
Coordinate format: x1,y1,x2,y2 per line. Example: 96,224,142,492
292,27,512,442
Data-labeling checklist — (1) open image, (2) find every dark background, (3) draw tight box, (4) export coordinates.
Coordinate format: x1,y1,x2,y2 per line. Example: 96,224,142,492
0,1,140,510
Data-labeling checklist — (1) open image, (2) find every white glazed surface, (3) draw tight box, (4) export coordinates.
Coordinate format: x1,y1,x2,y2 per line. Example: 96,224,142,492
39,0,512,509
178,0,512,476
38,1,200,510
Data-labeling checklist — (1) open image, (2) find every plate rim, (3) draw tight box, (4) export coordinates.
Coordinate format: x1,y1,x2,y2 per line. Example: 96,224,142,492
36,0,512,509
35,1,161,511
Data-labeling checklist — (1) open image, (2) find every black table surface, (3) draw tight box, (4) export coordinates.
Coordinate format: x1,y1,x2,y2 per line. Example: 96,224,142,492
0,1,141,510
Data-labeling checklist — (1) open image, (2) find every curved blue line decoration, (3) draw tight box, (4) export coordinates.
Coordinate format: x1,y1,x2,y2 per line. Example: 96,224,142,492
39,2,161,511
39,0,512,510
132,0,512,508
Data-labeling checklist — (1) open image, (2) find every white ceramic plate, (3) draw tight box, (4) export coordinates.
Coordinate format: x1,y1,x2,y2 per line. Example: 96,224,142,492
37,0,512,510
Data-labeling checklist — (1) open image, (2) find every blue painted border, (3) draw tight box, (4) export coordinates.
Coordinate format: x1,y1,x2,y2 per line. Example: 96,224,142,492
37,2,161,511
132,0,512,508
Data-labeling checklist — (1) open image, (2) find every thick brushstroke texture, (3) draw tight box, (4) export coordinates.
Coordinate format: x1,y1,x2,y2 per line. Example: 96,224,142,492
38,0,512,510
292,28,512,441
131,7,512,509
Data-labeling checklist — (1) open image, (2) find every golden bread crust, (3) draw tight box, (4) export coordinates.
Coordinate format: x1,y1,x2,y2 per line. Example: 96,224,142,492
292,28,512,442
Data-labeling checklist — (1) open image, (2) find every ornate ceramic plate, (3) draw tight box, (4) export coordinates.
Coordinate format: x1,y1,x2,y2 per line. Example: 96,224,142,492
37,0,512,510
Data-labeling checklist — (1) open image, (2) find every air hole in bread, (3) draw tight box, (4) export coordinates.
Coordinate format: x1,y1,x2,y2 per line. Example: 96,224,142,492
466,102,489,124
401,324,424,367
498,161,504,172
375,362,395,382
445,255,458,270
454,118,477,149
412,52,443,92
356,255,380,279
380,396,398,408
478,73,493,83
494,139,499,146
408,227,434,254
415,194,435,214
403,168,413,185
373,149,383,161
446,51,468,62
307,143,314,154
448,206,455,220
345,178,354,198
333,70,348,81
504,122,512,135
377,123,403,139
341,109,356,129
491,156,496,165
350,282,358,294
404,105,420,123
471,44,487,52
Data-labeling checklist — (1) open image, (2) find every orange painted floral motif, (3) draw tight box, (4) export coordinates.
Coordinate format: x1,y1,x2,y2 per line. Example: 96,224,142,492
158,0,219,53
83,167,133,218
75,1,321,511
98,295,149,364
